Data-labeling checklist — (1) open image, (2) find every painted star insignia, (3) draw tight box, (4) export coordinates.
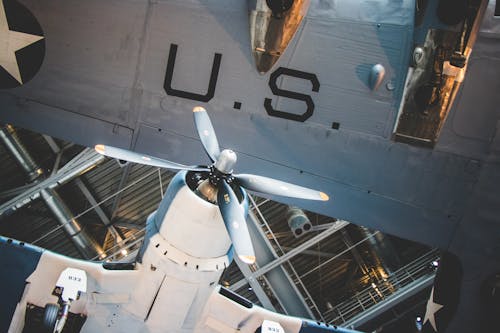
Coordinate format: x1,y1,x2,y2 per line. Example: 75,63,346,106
423,287,444,332
0,0,44,84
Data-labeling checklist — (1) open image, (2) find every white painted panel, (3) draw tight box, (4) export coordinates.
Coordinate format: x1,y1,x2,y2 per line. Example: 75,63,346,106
146,276,199,331
159,186,231,258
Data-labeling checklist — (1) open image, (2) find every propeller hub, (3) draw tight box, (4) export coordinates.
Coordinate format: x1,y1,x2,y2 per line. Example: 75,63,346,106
214,149,237,174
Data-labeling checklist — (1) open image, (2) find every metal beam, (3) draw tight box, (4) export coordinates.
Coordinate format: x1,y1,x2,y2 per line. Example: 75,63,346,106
42,134,61,154
344,274,435,328
247,197,326,319
0,148,105,216
40,188,103,259
39,135,121,244
109,164,132,221
230,192,350,319
300,231,380,280
0,125,43,180
74,178,122,242
341,229,370,276
0,183,36,200
241,209,312,317
231,219,349,291
233,256,277,311
280,246,352,259
0,126,104,259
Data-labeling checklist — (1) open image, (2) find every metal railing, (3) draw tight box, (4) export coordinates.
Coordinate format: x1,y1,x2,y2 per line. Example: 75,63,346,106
325,249,440,326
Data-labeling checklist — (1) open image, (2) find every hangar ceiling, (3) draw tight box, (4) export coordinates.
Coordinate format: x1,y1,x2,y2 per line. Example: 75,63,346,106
0,125,438,332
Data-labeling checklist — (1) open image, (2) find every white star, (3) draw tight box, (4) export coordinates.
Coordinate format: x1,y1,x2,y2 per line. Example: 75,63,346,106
0,1,44,84
423,287,444,332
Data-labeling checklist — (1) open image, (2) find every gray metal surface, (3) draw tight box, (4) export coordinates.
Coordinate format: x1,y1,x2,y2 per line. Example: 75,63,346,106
0,0,469,250
0,0,498,331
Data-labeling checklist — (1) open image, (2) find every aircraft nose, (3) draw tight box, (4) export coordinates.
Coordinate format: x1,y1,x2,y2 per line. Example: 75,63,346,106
215,149,237,174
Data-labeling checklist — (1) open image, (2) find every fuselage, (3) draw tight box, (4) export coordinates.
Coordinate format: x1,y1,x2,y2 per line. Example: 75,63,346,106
6,170,242,332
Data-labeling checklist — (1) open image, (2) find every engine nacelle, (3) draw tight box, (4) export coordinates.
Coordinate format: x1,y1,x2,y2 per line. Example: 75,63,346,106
153,170,248,260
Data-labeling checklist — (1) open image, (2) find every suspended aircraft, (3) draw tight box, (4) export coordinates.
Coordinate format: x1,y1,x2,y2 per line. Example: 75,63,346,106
1,107,364,333
0,0,499,332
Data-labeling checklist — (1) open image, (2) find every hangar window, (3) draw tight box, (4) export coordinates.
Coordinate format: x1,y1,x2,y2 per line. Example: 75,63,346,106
495,1,500,17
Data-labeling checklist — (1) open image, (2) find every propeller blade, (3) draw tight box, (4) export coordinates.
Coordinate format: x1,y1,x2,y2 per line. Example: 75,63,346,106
217,180,256,264
193,106,221,162
235,174,329,201
94,145,208,172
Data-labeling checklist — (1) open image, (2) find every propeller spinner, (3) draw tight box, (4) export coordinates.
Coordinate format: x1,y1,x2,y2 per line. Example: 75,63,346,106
95,106,329,265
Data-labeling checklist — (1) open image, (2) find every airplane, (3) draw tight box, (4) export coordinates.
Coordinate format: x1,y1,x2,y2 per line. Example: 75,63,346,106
1,107,364,333
0,0,499,332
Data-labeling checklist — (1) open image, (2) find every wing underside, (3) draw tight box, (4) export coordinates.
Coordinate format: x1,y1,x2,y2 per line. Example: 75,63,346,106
200,286,361,333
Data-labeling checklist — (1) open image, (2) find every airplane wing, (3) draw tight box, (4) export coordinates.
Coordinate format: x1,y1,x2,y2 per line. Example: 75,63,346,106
0,236,156,333
199,286,361,333
0,237,43,333
1,1,499,332
0,236,364,333
0,0,495,252
0,0,444,248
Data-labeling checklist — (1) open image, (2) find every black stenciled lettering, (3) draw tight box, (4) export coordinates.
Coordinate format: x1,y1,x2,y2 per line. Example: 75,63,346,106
163,44,222,102
264,67,320,122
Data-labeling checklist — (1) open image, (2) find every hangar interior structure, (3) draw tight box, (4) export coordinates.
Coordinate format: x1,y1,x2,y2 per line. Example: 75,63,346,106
0,125,439,332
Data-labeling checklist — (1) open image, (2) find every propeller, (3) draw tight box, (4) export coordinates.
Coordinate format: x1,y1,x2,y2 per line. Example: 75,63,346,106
235,174,329,201
193,106,221,162
94,144,208,172
95,106,329,265
217,180,255,264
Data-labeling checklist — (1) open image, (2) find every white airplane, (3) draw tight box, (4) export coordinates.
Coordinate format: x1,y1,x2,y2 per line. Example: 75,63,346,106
2,107,363,333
